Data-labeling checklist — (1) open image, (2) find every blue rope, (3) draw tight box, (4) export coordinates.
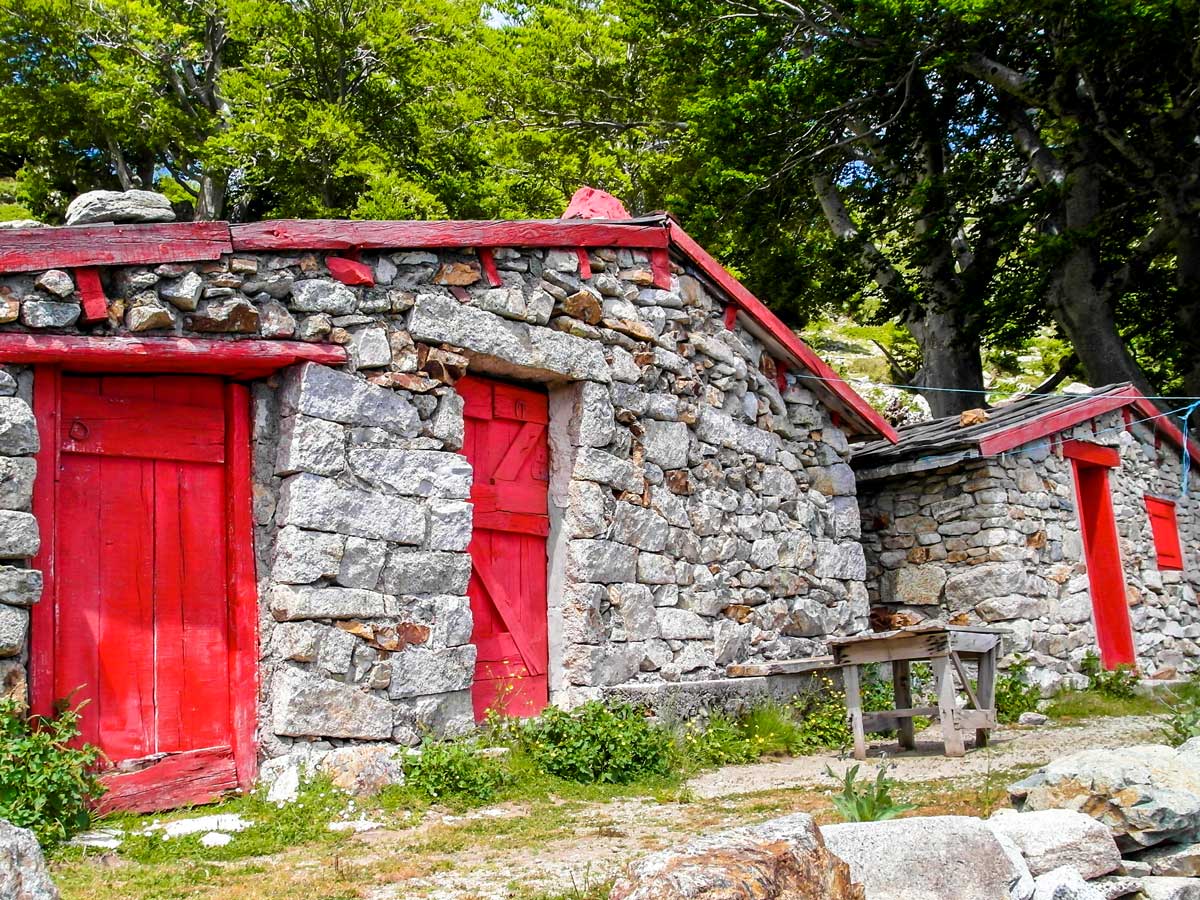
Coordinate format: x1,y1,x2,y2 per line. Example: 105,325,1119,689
1180,400,1200,498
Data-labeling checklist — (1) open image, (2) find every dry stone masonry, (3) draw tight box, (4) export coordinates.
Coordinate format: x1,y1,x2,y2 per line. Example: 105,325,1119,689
0,237,869,764
858,408,1200,692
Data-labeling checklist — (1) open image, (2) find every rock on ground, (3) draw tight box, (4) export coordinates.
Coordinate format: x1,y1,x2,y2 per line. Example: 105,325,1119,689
609,812,864,900
1031,865,1106,900
820,815,1034,900
64,189,175,225
1129,841,1200,877
0,819,59,900
1137,876,1200,900
988,809,1122,878
1010,739,1200,852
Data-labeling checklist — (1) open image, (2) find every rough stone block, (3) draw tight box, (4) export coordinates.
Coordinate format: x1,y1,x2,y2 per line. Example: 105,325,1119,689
382,550,472,595
695,407,779,461
275,415,346,477
388,645,477,699
409,293,533,365
566,539,637,583
270,584,390,621
610,583,658,640
0,658,26,705
278,474,426,544
657,607,710,640
611,503,668,552
428,500,473,551
0,604,28,656
568,382,615,448
347,449,472,498
280,363,420,435
272,526,344,584
349,327,391,369
21,300,80,329
573,447,643,493
641,420,690,470
987,809,1121,879
886,565,947,606
337,537,388,590
813,541,866,581
0,458,35,511
0,398,38,455
0,511,39,558
271,622,320,662
0,566,41,606
291,279,358,314
393,689,475,743
563,642,643,687
944,562,1027,609
271,667,394,739
528,328,610,382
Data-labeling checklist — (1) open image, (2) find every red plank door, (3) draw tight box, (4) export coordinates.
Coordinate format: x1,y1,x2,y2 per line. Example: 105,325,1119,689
30,372,257,813
1069,453,1137,668
459,376,550,721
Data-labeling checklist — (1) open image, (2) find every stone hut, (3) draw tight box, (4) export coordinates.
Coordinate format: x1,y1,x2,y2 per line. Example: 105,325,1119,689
0,187,894,811
853,385,1200,694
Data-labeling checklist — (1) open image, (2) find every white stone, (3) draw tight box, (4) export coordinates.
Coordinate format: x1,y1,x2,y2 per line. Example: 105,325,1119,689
1031,866,1105,900
271,667,394,739
988,809,1121,878
276,415,346,477
161,814,251,838
278,474,426,544
347,449,472,498
65,189,175,225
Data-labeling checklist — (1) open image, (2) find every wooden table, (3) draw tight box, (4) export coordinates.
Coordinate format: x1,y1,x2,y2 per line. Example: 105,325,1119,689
827,624,1006,760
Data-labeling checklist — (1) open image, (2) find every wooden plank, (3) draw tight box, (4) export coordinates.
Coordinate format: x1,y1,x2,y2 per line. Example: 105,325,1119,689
842,664,867,760
492,384,549,423
74,267,109,323
225,383,259,790
474,510,550,536
725,656,835,677
0,334,346,376
975,647,997,748
472,553,545,676
1061,439,1121,468
60,392,225,463
29,366,61,721
98,746,239,814
933,655,965,758
948,631,1004,653
723,304,738,330
650,247,671,288
893,660,916,749
668,222,898,442
0,223,232,273
492,422,545,482
978,393,1134,456
950,650,982,710
862,707,940,733
833,633,950,666
230,219,671,252
575,248,592,279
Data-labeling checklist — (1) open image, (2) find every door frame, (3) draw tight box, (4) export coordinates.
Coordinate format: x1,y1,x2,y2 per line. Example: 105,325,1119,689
28,366,260,791
1063,439,1136,669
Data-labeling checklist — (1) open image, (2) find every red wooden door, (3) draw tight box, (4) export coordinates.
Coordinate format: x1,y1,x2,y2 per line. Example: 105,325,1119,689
31,372,257,812
1070,457,1137,668
459,376,550,721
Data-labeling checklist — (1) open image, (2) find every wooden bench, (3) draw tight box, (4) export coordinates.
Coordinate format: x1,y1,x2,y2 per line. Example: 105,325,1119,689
827,624,1006,760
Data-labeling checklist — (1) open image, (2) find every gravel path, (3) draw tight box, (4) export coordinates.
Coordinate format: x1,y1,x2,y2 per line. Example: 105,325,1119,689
687,714,1164,799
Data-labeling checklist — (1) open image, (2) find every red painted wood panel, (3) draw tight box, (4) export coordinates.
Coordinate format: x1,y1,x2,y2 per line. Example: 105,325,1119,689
1071,459,1137,668
98,746,240,815
74,267,108,322
60,392,225,463
460,375,550,721
1062,440,1120,468
34,372,253,810
0,223,232,274
1145,496,1185,571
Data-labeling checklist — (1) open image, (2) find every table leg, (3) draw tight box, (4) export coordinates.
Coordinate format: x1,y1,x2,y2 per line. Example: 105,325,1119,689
975,647,997,749
933,655,965,757
842,664,867,760
893,659,915,750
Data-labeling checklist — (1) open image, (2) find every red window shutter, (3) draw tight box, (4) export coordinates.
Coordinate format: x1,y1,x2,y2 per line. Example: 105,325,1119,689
1145,495,1185,571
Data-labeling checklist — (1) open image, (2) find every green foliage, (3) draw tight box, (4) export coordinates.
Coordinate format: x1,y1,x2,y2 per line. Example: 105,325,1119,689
678,712,758,767
791,679,854,753
402,738,511,805
519,701,673,785
1044,690,1163,720
1161,676,1200,747
825,763,916,823
994,657,1042,724
1081,652,1140,700
0,698,103,847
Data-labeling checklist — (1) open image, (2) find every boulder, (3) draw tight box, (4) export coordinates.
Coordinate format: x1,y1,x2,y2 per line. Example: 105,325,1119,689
610,812,864,900
1137,877,1200,900
1031,866,1105,900
821,815,1034,900
0,819,59,900
1130,841,1200,877
65,189,175,225
316,745,404,797
1089,876,1143,899
1010,742,1200,851
270,667,394,739
988,809,1122,878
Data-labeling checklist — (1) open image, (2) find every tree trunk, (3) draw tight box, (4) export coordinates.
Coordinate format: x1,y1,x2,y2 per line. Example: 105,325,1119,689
907,302,986,418
194,173,226,221
1171,223,1200,399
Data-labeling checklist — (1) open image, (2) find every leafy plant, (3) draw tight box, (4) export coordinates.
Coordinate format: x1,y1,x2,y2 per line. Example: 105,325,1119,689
739,701,805,756
994,657,1042,723
1081,652,1140,699
402,738,511,805
1161,675,1200,747
791,679,853,752
520,701,672,785
0,697,104,847
678,712,757,767
825,763,916,823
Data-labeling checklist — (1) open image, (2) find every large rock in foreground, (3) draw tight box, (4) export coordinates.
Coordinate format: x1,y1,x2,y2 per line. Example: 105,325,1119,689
821,816,1034,900
1009,739,1200,852
987,809,1122,879
0,819,59,900
64,190,175,225
609,812,864,900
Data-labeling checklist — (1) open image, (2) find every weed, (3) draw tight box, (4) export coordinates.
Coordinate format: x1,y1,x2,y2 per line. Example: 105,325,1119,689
1161,675,1200,746
0,697,104,847
1045,690,1163,719
994,657,1041,723
739,701,804,756
824,762,916,822
1081,651,1140,699
402,738,511,806
520,701,673,785
678,712,757,767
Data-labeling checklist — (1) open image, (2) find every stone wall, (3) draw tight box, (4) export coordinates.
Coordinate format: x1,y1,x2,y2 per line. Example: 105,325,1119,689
858,411,1200,693
0,240,869,761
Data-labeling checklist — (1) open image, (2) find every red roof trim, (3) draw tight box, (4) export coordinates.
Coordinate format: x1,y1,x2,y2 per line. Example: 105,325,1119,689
0,223,232,272
1061,439,1120,467
977,387,1200,460
229,219,669,251
666,222,898,442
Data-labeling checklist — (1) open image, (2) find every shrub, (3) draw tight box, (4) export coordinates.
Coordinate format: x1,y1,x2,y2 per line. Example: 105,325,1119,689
739,701,804,756
0,698,104,847
791,680,853,752
678,712,757,767
1162,675,1200,747
402,738,511,805
995,657,1042,723
520,701,672,784
825,762,915,822
1081,651,1140,699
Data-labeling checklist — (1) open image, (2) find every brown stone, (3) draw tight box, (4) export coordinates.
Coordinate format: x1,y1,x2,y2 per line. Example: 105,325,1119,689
605,317,656,341
724,604,754,624
665,469,693,495
0,659,26,706
610,813,863,900
906,546,930,564
563,290,603,325
618,268,655,286
330,326,351,344
0,288,20,324
958,408,989,426
1026,530,1047,549
418,345,468,383
434,262,481,286
186,298,260,333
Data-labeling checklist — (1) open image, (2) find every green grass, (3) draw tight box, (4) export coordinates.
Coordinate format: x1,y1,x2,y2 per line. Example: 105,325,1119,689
1045,690,1165,719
